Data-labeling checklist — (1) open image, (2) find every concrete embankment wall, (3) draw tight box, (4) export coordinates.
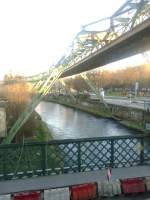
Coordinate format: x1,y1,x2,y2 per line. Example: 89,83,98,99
81,99,149,122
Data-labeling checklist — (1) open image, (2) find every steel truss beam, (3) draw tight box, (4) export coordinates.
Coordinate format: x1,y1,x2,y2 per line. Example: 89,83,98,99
59,0,150,71
80,73,108,107
25,0,150,83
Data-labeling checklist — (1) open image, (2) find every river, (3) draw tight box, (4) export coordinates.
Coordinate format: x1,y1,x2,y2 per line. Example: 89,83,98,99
36,101,139,139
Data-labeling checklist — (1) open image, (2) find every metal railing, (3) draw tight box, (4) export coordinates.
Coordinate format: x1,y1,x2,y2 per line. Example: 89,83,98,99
0,135,150,181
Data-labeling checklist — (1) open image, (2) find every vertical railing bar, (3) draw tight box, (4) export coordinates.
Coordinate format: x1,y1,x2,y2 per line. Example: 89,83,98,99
3,148,6,179
78,142,81,172
110,139,114,168
140,137,144,165
41,143,47,175
45,143,48,171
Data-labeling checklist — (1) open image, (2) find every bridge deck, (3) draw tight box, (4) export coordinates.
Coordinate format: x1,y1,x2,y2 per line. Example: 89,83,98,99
62,18,150,77
0,165,150,195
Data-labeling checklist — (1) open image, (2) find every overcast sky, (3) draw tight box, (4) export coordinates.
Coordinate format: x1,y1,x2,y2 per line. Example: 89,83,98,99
0,0,148,79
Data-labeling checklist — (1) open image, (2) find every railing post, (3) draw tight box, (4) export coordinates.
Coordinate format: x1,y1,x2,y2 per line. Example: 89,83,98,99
110,139,114,168
140,138,144,165
41,144,47,175
3,149,6,180
78,142,81,172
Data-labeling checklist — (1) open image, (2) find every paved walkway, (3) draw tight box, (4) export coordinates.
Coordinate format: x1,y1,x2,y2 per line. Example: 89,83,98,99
0,165,150,195
102,194,150,200
91,96,148,110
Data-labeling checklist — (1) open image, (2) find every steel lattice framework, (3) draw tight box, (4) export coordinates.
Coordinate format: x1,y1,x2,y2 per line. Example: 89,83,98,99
26,0,150,82
60,0,150,69
2,0,150,144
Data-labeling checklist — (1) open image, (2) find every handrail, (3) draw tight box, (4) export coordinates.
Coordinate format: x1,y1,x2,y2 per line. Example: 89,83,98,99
0,134,150,181
0,134,149,147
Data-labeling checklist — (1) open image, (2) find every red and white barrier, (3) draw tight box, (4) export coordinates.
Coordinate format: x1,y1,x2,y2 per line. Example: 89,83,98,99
13,192,41,200
2,175,150,199
70,183,97,200
145,177,150,192
44,187,70,200
98,179,121,197
0,194,11,200
121,178,145,194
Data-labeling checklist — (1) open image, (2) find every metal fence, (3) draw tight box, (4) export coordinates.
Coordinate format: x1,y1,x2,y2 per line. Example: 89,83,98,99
0,135,150,181
144,100,150,111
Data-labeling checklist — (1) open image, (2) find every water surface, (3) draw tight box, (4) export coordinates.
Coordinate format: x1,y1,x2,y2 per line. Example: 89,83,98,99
36,101,138,139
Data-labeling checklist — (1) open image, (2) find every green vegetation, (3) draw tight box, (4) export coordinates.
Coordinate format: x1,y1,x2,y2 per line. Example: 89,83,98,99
106,91,122,96
0,141,64,180
34,118,53,141
120,120,145,133
0,74,64,179
22,112,53,142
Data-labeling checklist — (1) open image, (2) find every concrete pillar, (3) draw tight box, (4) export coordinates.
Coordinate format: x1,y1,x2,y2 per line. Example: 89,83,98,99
0,101,6,138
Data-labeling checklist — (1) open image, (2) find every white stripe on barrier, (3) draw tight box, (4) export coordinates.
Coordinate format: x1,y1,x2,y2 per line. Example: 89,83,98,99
44,187,70,200
145,177,150,192
98,180,121,197
0,194,11,200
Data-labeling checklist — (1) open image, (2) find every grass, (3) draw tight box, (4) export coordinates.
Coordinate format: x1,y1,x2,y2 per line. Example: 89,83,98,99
120,120,145,133
50,98,112,118
106,91,123,96
21,112,53,143
33,117,53,142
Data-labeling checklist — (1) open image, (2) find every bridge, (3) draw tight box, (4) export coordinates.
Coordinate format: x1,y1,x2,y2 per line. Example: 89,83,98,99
61,0,150,77
1,0,150,198
1,135,150,193
26,0,150,81
62,18,150,77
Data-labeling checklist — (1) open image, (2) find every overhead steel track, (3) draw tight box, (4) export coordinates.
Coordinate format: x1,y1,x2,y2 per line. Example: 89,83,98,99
3,0,150,144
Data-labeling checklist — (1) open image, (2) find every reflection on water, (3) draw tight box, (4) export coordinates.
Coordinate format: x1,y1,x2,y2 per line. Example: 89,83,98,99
36,101,138,139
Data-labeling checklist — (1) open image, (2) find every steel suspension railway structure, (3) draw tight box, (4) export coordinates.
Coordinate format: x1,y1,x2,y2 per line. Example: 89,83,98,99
2,0,150,144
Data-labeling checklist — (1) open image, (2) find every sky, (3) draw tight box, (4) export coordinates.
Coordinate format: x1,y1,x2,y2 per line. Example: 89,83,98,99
0,0,148,79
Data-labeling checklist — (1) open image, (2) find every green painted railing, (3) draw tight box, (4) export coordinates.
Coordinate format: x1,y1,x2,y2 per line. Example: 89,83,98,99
0,135,150,181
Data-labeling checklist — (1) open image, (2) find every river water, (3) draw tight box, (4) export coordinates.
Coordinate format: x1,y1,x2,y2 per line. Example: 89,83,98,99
36,101,138,139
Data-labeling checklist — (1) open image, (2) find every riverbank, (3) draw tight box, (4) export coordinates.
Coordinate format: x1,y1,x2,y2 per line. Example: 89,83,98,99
46,98,147,134
49,99,112,118
9,111,54,143
32,112,53,141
